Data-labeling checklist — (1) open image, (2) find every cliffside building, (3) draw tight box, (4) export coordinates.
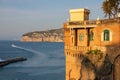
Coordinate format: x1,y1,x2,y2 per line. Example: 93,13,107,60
63,8,120,80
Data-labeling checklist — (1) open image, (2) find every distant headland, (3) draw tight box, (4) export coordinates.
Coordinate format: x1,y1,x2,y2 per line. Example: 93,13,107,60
21,28,63,42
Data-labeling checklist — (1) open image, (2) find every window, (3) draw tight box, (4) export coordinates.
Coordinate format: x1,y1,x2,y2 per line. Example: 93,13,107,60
104,30,110,41
89,31,94,41
79,34,84,41
72,37,74,43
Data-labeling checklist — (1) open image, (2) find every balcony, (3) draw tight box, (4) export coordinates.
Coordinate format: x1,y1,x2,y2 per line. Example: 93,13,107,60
64,18,120,29
65,45,90,51
65,45,107,54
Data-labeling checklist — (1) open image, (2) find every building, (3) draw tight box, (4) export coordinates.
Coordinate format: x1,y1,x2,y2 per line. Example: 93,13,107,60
63,8,120,80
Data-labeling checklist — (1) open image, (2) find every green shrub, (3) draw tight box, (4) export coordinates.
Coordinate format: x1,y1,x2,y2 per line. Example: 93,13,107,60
86,49,102,55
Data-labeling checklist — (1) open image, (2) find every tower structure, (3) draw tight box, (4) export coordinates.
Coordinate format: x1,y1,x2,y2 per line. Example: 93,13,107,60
69,8,90,21
63,8,120,80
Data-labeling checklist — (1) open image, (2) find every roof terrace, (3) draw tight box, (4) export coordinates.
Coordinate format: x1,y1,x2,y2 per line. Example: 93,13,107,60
64,18,120,29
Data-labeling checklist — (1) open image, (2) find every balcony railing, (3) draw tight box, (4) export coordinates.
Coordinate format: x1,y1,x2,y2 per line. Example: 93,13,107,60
64,18,120,28
65,45,90,51
65,45,107,53
69,20,97,25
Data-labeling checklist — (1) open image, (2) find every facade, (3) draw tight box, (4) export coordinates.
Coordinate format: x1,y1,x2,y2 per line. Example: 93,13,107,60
63,8,120,80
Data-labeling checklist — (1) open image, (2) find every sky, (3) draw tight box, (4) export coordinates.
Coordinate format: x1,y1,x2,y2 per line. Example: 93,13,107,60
0,0,104,40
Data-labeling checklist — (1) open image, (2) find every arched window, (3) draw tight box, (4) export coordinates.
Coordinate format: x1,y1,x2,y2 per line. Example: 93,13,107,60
104,30,110,41
101,30,112,41
79,34,84,41
89,31,94,41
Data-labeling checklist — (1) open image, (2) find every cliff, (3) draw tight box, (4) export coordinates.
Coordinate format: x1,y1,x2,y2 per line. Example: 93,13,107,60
21,28,63,42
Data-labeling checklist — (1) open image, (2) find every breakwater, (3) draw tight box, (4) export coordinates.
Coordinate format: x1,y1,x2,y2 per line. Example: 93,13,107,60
0,57,27,67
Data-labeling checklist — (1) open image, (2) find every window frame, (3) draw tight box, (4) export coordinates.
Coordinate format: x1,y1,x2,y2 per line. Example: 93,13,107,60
103,30,110,41
79,34,84,41
89,31,94,41
101,29,112,42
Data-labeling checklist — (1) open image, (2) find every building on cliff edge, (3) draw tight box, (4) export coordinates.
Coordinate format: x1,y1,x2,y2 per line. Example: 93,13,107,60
63,8,120,80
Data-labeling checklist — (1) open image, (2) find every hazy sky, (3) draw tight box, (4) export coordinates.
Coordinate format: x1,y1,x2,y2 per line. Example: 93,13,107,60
0,0,104,40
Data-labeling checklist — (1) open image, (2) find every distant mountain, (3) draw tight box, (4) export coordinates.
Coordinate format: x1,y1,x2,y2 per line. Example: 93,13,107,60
21,28,63,42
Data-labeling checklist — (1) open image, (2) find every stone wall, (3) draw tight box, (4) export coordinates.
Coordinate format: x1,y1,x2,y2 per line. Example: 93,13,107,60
65,46,120,80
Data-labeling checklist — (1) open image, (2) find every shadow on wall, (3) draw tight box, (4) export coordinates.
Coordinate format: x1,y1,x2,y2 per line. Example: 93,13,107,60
79,43,120,80
105,44,120,80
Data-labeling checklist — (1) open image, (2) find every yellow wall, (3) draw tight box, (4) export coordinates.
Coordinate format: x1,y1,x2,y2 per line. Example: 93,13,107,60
77,29,88,46
64,29,71,46
94,23,120,46
70,12,84,21
69,8,90,21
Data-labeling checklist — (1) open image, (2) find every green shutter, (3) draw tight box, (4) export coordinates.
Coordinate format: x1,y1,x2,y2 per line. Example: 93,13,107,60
90,31,94,41
104,30,109,41
79,34,84,41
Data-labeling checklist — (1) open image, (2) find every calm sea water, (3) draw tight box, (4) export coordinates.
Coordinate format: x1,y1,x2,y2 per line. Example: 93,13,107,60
0,41,65,80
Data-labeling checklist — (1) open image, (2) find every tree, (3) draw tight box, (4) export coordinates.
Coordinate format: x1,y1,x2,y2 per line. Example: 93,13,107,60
102,0,120,19
110,0,120,17
102,0,112,19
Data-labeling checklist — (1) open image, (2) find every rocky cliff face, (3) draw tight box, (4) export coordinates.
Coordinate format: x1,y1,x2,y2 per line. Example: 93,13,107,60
21,28,63,42
66,46,120,80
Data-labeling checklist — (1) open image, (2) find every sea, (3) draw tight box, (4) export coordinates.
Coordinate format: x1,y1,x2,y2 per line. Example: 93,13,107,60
0,40,65,80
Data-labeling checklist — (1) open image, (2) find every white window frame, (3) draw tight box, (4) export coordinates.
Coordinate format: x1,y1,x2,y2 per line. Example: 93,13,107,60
101,30,112,41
